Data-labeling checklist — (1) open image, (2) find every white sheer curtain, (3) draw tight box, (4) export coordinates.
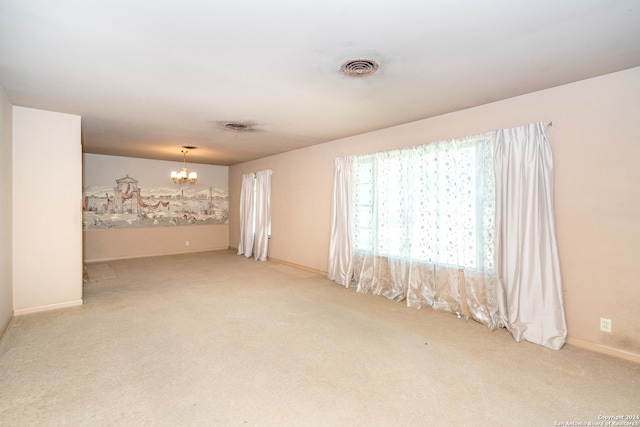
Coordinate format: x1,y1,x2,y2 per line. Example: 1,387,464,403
254,169,272,261
494,123,567,350
237,172,255,258
327,157,353,286
328,122,567,349
328,133,502,330
237,170,273,261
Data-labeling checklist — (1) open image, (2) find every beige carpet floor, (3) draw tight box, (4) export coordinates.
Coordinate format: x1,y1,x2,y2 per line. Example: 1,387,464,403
1,250,638,426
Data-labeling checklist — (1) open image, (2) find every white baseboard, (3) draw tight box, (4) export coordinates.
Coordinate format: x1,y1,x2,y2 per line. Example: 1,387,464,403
84,247,230,263
267,256,327,276
566,336,640,364
14,299,83,316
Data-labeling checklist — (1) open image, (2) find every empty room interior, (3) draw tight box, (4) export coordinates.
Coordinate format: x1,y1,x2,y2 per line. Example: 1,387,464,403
1,1,639,425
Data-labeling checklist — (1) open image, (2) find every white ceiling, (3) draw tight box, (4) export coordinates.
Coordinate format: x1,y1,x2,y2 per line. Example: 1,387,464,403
1,1,639,166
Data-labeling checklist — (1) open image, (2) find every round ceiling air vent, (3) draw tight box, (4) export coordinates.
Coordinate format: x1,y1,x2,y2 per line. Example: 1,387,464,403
213,121,261,133
340,58,379,77
224,122,249,131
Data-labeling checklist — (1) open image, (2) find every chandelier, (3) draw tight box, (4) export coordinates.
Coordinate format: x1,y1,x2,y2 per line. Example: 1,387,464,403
171,149,197,184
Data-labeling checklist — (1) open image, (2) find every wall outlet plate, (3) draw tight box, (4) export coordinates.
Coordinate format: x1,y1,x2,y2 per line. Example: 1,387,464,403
600,318,612,333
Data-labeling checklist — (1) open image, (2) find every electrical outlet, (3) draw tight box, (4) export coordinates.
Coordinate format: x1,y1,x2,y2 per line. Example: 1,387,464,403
600,318,612,333
185,241,190,247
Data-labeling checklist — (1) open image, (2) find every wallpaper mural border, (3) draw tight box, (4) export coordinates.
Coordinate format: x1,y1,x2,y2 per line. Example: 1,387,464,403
83,154,229,230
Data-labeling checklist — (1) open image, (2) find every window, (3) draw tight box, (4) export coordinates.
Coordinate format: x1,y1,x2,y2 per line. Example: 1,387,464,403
351,134,495,270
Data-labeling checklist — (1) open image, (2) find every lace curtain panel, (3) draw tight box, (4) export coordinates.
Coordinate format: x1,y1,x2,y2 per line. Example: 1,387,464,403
328,123,567,349
349,134,502,330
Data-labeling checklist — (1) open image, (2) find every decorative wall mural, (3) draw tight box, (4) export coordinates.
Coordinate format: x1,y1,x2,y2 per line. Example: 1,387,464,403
83,154,229,230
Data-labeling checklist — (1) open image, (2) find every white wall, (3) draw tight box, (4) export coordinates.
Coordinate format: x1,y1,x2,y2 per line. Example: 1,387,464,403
229,67,640,361
12,107,83,314
84,225,229,262
0,86,12,335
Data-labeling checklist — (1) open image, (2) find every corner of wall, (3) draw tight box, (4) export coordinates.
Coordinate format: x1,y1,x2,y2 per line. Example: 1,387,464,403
0,84,13,337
